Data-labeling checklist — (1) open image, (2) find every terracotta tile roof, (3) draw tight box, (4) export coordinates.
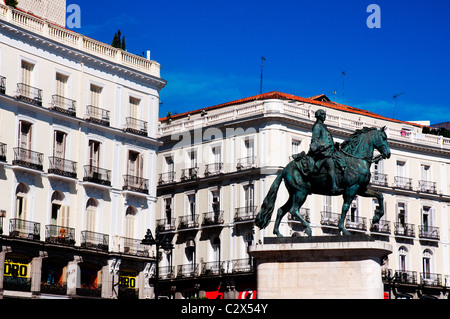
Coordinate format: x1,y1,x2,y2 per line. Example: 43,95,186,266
159,91,424,127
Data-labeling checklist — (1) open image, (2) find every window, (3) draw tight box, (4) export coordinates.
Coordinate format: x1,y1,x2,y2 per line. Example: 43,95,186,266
129,97,140,119
164,197,173,221
291,139,301,156
165,156,174,173
397,203,406,227
88,140,100,168
211,237,220,263
189,150,197,168
55,73,68,97
185,239,196,269
422,250,432,279
125,206,137,238
15,183,29,220
398,246,408,272
90,84,102,107
421,206,433,230
127,151,143,178
420,164,431,182
245,138,255,164
50,191,68,227
211,190,220,214
21,61,34,86
85,198,98,232
18,120,32,150
53,131,67,159
187,193,196,219
244,184,254,210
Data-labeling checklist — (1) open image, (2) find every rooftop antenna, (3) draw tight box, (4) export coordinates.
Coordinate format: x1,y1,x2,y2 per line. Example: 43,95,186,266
260,57,266,94
392,92,405,118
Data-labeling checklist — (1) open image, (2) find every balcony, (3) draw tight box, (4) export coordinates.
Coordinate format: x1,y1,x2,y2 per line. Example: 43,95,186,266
48,156,77,178
83,165,111,186
45,224,75,246
178,214,199,229
394,176,413,191
418,225,440,240
234,206,257,222
201,261,226,276
420,273,442,287
0,75,5,94
370,172,388,186
370,219,391,234
236,156,257,170
85,105,110,126
12,147,44,171
0,142,6,162
159,266,175,280
287,208,310,222
181,167,199,181
230,258,254,273
394,222,415,237
16,83,42,106
205,162,223,176
320,211,340,227
156,218,176,232
158,171,175,185
176,263,198,278
202,211,224,226
50,94,76,116
393,270,417,285
122,174,149,194
122,237,148,256
81,230,109,251
9,218,40,241
125,117,148,136
345,215,366,231
418,180,437,194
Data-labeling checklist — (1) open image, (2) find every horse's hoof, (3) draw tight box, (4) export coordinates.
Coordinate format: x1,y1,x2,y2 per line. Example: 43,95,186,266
339,228,351,236
274,231,283,238
305,227,312,237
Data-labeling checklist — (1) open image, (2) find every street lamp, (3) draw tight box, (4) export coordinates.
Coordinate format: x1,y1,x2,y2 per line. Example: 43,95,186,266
141,229,173,299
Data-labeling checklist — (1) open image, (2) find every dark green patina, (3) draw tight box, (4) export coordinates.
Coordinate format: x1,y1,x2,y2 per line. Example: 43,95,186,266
255,109,391,236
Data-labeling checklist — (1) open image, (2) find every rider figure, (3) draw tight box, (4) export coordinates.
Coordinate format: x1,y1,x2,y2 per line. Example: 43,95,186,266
308,109,341,194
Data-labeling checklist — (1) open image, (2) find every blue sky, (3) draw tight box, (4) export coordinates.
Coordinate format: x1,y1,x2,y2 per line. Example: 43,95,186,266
67,0,450,124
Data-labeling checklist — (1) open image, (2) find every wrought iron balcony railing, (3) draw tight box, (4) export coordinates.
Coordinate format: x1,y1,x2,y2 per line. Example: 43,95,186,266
393,270,417,285
81,230,109,251
205,162,223,176
83,165,111,186
418,225,440,240
9,218,40,240
181,167,199,180
156,218,176,232
418,180,437,194
158,171,175,185
236,156,257,170
200,261,226,276
0,75,5,94
230,258,254,273
122,237,148,256
176,263,198,278
320,211,340,227
287,208,310,222
85,105,110,126
125,117,148,136
178,214,199,229
345,215,367,231
394,176,413,190
16,83,42,106
370,219,391,234
51,94,76,116
371,172,388,186
202,211,224,226
122,174,149,194
158,266,175,280
234,206,257,222
420,272,442,287
0,142,6,162
394,222,415,237
48,156,77,178
13,147,44,171
45,224,75,246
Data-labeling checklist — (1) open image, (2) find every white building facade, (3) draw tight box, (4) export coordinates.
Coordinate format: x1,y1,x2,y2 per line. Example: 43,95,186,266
156,92,450,299
0,2,166,299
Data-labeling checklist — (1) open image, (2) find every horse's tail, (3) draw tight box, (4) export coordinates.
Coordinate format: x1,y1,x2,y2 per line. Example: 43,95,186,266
255,172,283,229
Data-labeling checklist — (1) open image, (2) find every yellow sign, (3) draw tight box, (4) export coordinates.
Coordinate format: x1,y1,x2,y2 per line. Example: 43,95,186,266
119,272,137,289
4,258,29,278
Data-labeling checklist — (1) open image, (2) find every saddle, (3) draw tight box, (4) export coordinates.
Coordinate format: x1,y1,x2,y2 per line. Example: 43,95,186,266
292,148,347,178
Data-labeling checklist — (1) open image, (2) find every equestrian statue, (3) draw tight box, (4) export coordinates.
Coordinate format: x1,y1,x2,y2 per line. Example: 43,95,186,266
255,109,391,236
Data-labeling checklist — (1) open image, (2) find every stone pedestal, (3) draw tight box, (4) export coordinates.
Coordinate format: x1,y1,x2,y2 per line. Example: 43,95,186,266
249,236,392,299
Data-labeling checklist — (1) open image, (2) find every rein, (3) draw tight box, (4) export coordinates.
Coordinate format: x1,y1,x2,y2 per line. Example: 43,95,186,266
340,149,385,163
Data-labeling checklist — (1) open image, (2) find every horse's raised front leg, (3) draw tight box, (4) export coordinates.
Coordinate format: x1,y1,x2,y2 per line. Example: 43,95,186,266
290,190,312,236
358,188,384,224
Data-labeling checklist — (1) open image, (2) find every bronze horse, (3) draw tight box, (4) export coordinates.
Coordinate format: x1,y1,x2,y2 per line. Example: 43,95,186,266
255,126,391,236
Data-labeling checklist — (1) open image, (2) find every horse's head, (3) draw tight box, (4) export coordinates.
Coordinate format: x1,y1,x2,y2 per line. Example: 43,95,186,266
373,126,391,159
